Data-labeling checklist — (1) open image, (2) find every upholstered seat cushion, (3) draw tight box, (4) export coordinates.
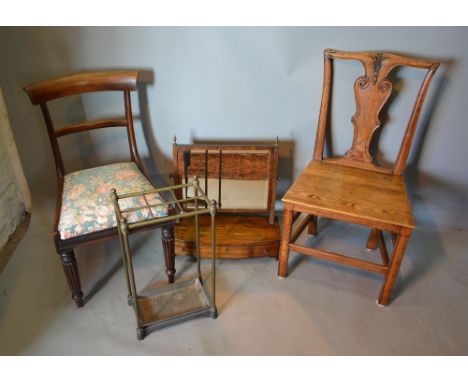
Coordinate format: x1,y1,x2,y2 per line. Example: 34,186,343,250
58,162,168,240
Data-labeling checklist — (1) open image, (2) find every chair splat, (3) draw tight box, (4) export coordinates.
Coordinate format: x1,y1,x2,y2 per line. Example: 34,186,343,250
317,49,439,174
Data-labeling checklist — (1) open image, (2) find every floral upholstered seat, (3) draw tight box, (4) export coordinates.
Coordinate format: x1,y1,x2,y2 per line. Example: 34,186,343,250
58,162,168,239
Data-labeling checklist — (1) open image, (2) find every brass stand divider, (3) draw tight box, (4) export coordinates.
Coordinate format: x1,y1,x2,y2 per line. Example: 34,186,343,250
111,177,217,340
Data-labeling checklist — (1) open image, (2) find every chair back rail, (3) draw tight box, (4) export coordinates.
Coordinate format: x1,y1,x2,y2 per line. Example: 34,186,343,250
313,49,439,175
55,119,128,137
23,71,143,180
23,71,139,104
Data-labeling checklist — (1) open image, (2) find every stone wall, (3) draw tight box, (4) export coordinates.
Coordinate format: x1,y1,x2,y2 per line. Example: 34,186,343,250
0,87,31,272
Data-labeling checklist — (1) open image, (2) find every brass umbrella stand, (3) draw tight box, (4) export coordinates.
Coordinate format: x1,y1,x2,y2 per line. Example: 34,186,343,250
111,177,217,340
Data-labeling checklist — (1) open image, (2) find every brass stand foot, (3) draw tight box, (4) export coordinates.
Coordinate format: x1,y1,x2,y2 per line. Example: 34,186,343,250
137,328,146,340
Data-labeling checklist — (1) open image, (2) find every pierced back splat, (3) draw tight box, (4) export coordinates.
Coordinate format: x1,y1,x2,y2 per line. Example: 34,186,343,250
313,49,439,175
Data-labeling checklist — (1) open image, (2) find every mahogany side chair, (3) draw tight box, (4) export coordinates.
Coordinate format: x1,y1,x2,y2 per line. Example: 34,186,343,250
278,49,440,305
24,71,176,307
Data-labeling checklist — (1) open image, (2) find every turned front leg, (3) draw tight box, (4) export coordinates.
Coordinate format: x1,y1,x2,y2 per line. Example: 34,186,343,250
161,225,176,283
59,250,84,307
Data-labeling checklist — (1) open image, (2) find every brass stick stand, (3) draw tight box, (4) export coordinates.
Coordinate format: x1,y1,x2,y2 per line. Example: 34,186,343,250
111,177,217,340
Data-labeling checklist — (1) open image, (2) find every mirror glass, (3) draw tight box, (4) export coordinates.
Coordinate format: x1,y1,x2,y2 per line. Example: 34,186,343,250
182,149,270,210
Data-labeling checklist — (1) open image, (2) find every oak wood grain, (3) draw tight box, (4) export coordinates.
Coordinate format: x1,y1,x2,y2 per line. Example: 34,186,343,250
279,49,439,304
314,49,439,174
289,243,389,275
283,160,415,229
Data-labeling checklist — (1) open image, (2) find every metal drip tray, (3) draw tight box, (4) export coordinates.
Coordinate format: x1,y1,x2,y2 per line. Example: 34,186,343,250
137,278,212,330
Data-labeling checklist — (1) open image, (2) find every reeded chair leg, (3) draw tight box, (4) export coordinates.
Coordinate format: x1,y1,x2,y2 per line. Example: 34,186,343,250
278,204,294,278
59,250,84,307
161,225,176,283
378,230,411,306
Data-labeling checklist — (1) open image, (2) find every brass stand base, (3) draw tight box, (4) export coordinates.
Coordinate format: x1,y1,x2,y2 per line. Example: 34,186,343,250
135,279,214,340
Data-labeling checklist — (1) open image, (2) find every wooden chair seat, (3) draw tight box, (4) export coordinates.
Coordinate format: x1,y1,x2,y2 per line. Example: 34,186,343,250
283,160,415,231
58,162,168,240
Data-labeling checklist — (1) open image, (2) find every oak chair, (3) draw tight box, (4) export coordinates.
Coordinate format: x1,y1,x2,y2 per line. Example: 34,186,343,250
278,49,439,305
24,71,176,308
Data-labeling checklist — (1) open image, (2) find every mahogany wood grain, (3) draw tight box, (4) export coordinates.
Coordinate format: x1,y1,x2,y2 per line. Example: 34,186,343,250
174,215,280,259
23,71,139,105
124,91,144,171
40,103,65,180
60,250,84,307
162,226,176,283
23,71,175,307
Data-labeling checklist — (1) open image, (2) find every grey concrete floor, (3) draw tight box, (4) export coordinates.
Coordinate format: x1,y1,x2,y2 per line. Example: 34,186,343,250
1,206,467,355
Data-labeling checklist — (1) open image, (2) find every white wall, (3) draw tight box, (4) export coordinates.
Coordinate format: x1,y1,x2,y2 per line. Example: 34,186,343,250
0,27,467,229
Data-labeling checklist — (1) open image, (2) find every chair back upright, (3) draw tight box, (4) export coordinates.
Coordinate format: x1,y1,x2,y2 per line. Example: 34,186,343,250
313,49,440,176
23,71,143,182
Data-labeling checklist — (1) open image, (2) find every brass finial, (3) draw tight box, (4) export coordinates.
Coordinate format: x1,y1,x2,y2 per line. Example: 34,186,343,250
275,136,279,147
209,199,217,215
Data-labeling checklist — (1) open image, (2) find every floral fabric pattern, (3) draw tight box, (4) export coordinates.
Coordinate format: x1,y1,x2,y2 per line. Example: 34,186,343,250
58,162,168,239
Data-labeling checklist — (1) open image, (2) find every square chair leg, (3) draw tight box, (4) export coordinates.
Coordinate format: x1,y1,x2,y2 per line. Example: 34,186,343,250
378,231,411,305
278,204,294,278
307,215,317,236
366,228,379,250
